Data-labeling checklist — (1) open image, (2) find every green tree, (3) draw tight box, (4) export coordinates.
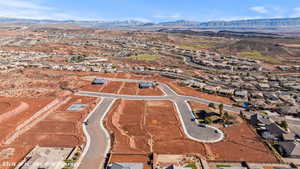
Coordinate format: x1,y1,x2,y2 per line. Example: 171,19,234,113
222,112,230,123
208,103,215,109
204,117,212,124
280,120,288,131
218,104,224,115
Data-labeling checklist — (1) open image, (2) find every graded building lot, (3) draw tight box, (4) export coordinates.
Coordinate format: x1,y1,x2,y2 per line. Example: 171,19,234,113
138,75,234,105
137,86,164,96
79,80,106,92
105,99,207,157
0,97,54,168
115,72,132,79
80,75,164,96
101,81,124,94
0,97,54,144
165,81,233,105
119,82,138,95
0,95,99,169
188,101,278,163
105,99,278,164
209,122,278,163
0,102,12,114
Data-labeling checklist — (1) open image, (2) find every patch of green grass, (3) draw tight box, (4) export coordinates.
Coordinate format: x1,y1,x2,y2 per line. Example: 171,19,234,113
216,164,232,168
180,42,215,50
237,51,280,63
185,163,197,169
130,54,159,61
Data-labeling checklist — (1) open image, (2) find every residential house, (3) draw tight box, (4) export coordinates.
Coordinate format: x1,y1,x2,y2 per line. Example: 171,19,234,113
250,113,272,127
234,90,248,98
92,78,107,85
264,123,287,139
277,106,300,117
257,83,271,91
278,142,300,158
218,88,235,96
139,82,153,89
202,85,220,94
282,133,296,142
264,92,281,105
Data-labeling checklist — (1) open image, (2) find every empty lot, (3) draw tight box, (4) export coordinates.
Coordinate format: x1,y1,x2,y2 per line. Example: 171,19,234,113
105,99,207,157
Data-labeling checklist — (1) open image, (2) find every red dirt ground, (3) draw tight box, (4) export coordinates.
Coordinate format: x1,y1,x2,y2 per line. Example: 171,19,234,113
208,121,278,163
0,97,54,144
17,95,99,147
101,81,124,94
105,99,278,163
165,81,233,105
0,145,33,168
79,72,225,99
105,99,207,157
188,101,278,163
137,87,164,96
0,95,99,169
188,101,211,111
0,97,54,169
119,82,138,95
79,81,105,92
80,76,164,96
0,102,12,114
126,74,233,104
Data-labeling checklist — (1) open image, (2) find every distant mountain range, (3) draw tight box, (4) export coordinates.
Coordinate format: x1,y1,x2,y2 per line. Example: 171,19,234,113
1,17,300,31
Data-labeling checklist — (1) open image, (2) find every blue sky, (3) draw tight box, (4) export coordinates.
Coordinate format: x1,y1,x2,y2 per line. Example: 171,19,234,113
0,0,299,22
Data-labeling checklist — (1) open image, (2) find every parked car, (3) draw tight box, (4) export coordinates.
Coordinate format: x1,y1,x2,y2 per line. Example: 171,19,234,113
198,123,207,128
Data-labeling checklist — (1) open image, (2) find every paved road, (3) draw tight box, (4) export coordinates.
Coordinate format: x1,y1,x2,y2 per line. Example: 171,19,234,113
173,98,223,142
77,77,244,169
78,98,115,169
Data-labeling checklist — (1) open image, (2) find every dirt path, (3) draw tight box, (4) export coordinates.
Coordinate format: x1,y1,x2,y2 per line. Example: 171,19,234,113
117,81,126,94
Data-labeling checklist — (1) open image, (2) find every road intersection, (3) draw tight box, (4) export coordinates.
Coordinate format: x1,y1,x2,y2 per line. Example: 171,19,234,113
76,77,243,169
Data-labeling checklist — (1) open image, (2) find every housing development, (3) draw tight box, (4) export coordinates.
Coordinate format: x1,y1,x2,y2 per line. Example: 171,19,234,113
0,17,300,169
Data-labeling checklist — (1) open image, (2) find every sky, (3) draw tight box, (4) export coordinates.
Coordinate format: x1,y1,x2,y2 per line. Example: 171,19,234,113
0,0,300,22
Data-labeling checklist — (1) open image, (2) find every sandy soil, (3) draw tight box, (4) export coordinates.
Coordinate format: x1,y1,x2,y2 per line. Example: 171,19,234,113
0,69,86,98
105,99,207,158
280,43,300,48
208,121,278,163
80,75,164,96
101,81,124,94
79,81,106,92
0,97,54,144
0,102,11,114
166,81,233,105
188,101,277,162
0,95,99,169
119,82,138,95
0,97,54,169
188,101,211,111
137,87,164,96
106,99,277,163
0,145,33,168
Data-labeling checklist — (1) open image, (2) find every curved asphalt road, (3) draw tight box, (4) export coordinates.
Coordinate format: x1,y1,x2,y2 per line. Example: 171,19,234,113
77,98,115,169
77,77,244,169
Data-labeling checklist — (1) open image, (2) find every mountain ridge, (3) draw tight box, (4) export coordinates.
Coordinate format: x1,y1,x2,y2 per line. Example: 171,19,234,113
1,17,300,30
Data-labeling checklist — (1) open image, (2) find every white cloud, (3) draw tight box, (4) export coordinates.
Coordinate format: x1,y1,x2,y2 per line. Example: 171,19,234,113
289,7,300,17
295,8,300,13
153,13,182,19
0,0,85,20
128,17,151,22
250,6,268,14
0,0,51,10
